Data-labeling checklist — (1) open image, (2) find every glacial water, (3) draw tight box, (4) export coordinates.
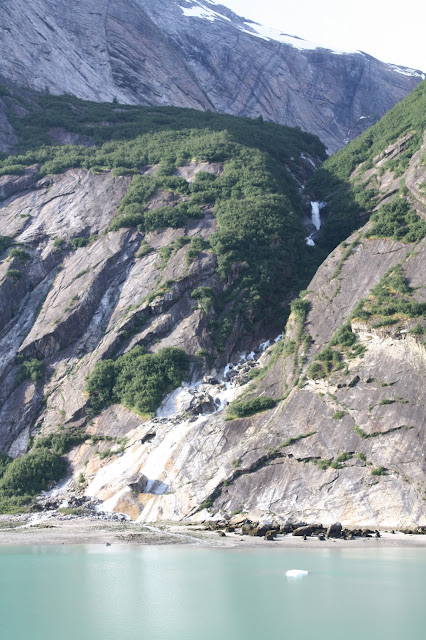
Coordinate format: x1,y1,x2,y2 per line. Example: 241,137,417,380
0,546,425,640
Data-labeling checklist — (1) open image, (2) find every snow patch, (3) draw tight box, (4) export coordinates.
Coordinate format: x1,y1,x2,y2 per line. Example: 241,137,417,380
387,64,425,79
238,21,361,55
180,2,230,22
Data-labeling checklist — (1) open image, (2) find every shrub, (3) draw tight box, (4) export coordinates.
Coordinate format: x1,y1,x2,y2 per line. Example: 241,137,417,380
33,430,86,456
16,359,45,385
0,454,12,480
332,411,347,420
7,269,22,280
371,466,387,476
228,396,276,418
9,248,31,262
0,236,13,256
367,198,426,243
0,448,67,497
53,238,66,250
86,346,190,416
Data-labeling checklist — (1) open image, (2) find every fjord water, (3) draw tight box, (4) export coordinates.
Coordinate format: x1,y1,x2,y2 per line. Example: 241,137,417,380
0,546,424,640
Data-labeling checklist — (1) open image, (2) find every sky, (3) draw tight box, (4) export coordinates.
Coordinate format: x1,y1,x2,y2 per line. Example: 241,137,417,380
218,0,426,71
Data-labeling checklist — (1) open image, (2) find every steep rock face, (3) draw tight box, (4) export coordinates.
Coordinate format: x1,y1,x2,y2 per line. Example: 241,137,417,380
0,0,423,151
0,162,252,454
72,234,425,529
61,117,426,529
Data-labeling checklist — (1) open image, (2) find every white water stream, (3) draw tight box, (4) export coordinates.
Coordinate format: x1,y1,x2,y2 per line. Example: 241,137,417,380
83,334,284,521
306,201,326,246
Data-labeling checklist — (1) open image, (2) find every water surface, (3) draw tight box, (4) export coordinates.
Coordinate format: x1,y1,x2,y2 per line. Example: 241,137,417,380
0,545,424,640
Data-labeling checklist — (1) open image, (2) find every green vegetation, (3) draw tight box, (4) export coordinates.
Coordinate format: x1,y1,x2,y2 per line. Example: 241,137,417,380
53,238,66,251
0,90,325,161
8,248,31,262
69,235,98,250
308,261,425,381
332,411,347,420
0,90,327,326
86,346,190,416
0,236,13,256
191,286,215,314
136,240,153,258
16,358,45,385
32,430,86,456
307,325,355,380
307,80,426,252
227,396,277,419
366,198,426,243
371,466,388,476
7,269,22,281
0,449,67,513
354,264,426,328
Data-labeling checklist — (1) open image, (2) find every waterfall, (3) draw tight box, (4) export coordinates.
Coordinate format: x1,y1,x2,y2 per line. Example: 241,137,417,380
305,201,325,245
310,201,322,230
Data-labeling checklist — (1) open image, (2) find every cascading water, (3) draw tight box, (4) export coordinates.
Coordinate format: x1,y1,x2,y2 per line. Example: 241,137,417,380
310,201,322,230
305,201,325,246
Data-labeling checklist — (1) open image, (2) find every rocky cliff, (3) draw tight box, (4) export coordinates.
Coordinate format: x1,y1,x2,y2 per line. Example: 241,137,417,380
0,0,423,152
72,129,426,529
0,79,424,527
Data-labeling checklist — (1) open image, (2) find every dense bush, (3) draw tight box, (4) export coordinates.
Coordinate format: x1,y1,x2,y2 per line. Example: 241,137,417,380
228,396,277,418
0,236,13,256
0,448,66,497
8,247,31,262
16,358,45,385
0,454,12,480
86,346,190,416
33,430,86,456
366,198,426,242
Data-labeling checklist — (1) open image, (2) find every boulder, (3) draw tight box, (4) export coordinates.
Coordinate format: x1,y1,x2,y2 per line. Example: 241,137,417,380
326,522,343,539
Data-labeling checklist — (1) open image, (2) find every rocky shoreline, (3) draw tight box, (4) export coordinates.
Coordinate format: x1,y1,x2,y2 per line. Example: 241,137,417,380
1,508,426,548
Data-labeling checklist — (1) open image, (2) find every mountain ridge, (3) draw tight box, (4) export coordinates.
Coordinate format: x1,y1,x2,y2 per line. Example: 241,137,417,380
0,0,423,152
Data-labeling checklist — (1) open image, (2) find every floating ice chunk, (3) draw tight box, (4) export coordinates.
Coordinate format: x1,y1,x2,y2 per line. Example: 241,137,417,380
286,569,309,578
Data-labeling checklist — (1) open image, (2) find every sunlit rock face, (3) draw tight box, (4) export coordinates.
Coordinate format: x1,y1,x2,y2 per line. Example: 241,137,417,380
0,0,423,152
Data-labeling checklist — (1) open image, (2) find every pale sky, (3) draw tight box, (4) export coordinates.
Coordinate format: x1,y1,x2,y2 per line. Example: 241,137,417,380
218,0,426,71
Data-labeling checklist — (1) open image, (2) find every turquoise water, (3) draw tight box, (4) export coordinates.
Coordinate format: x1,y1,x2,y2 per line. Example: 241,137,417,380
0,546,425,640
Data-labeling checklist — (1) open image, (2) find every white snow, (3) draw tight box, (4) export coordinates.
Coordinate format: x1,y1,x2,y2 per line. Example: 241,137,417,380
238,21,361,55
306,235,316,247
387,64,425,79
179,2,363,56
180,2,230,22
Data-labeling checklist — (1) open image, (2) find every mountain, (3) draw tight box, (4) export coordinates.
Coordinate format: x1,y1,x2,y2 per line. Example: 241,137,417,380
0,79,424,527
0,0,424,152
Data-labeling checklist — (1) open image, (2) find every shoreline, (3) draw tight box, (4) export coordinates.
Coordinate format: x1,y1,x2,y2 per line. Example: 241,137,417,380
1,516,425,548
